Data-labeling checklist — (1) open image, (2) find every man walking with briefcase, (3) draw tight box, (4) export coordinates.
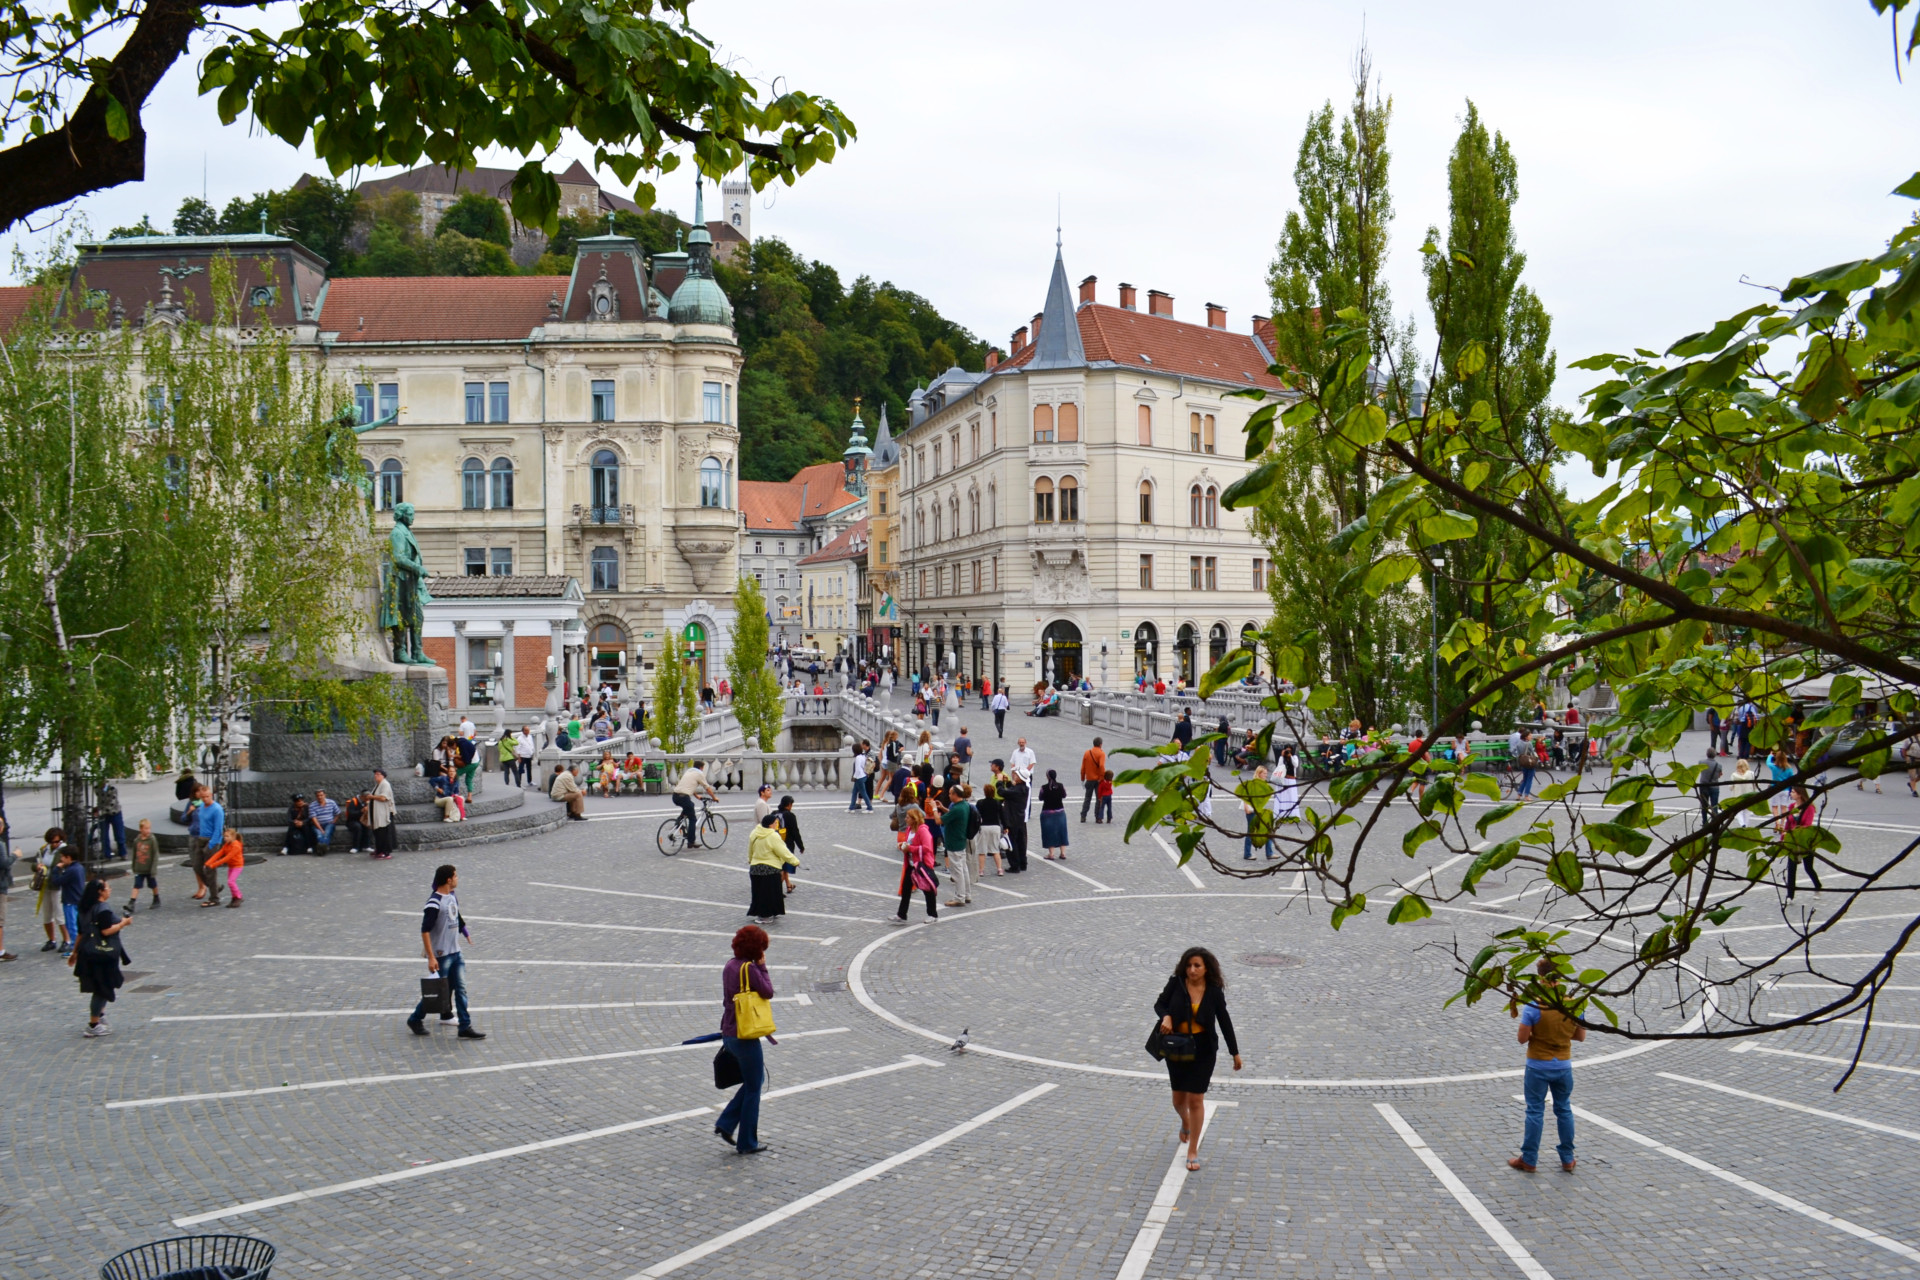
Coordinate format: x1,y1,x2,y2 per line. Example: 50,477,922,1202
408,864,486,1039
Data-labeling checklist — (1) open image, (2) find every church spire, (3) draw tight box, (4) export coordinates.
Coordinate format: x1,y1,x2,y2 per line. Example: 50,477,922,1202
1028,235,1086,370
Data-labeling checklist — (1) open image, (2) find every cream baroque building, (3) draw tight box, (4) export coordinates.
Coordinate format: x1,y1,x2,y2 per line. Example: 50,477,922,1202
894,243,1284,690
48,185,745,709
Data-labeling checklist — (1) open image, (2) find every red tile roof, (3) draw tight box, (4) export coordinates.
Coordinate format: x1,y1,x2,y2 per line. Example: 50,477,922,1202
319,276,568,343
739,463,861,533
798,517,870,566
0,285,42,335
793,462,861,518
998,303,1284,389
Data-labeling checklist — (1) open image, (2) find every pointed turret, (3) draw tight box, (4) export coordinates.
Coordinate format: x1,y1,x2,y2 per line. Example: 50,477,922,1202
669,177,734,326
869,402,899,470
1027,237,1086,370
842,398,872,497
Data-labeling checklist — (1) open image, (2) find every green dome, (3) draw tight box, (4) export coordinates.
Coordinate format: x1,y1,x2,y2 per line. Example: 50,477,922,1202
669,272,733,326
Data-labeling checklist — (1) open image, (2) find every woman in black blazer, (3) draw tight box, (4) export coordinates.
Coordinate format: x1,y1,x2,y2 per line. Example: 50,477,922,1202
1155,947,1242,1171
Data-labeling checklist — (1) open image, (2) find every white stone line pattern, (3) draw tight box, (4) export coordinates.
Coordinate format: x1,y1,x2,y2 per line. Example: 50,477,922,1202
249,954,809,970
1565,1098,1920,1265
845,892,1705,1086
675,857,902,902
1702,911,1919,936
1375,1103,1557,1280
1771,983,1920,991
1149,832,1207,889
171,1055,935,1228
526,880,869,924
151,995,814,1024
1384,850,1478,901
629,1082,1057,1279
110,1028,850,1109
1656,1072,1920,1142
1113,1100,1235,1280
382,909,831,944
833,843,1029,899
1729,1041,1920,1077
1029,851,1121,893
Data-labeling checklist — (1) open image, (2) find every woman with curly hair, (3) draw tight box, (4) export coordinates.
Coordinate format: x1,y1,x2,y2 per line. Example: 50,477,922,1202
1154,947,1242,1171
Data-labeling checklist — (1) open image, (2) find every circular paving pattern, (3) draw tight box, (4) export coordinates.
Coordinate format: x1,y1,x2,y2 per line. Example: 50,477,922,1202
848,891,1687,1086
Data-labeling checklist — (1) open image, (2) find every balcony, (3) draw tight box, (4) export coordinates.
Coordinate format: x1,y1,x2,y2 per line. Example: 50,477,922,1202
574,502,636,527
1028,440,1086,466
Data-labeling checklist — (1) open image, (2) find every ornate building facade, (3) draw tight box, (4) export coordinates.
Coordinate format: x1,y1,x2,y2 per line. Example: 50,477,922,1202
894,244,1283,689
48,184,746,709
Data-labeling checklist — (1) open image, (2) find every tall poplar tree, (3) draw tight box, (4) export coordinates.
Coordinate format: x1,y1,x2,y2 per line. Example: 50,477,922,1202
728,576,784,750
1255,45,1419,729
1419,101,1560,722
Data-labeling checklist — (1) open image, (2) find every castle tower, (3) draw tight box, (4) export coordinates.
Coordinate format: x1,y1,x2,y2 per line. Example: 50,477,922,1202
721,177,751,241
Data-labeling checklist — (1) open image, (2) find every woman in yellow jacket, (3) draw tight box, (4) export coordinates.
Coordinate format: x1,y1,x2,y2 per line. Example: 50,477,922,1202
746,814,788,923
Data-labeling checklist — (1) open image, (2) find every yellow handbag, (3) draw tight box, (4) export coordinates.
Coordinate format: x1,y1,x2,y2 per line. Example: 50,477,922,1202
733,962,776,1040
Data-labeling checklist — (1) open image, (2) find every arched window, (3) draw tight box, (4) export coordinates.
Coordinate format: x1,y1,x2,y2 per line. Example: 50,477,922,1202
1209,622,1229,668
378,458,404,510
1033,404,1054,443
1137,404,1153,446
490,456,514,509
699,457,725,508
590,546,619,592
1189,484,1203,527
969,490,980,533
933,504,943,541
1134,621,1159,678
461,457,486,510
1058,475,1079,522
1138,480,1154,524
949,495,960,540
1057,402,1079,442
1205,486,1219,528
1175,623,1197,684
590,621,626,686
916,506,926,545
1033,477,1055,523
590,449,619,522
988,481,997,527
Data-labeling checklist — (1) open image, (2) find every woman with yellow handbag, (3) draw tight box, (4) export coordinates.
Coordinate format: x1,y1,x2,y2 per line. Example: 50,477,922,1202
716,924,776,1154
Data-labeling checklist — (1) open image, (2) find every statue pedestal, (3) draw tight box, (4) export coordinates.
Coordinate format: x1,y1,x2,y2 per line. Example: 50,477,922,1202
231,665,455,812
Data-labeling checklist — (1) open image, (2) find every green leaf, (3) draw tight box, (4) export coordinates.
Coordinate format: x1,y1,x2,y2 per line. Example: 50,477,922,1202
1546,848,1584,893
1459,772,1503,801
1418,510,1478,543
1219,460,1282,510
1361,553,1421,594
1402,819,1442,858
1198,647,1253,699
1243,402,1278,459
1467,944,1500,976
1475,802,1525,837
1340,403,1389,447
1583,821,1652,859
1329,894,1367,931
1304,685,1338,712
1387,893,1433,924
1895,172,1920,199
1461,839,1521,894
1329,514,1373,555
103,92,130,142
1454,340,1488,379
1704,905,1742,926
1452,249,1478,271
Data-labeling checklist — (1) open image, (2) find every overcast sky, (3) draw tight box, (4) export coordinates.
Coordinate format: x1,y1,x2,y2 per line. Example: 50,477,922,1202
13,0,1916,477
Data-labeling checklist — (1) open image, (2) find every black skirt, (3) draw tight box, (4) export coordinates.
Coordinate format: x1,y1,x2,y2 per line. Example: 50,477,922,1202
1166,1044,1218,1094
748,870,785,919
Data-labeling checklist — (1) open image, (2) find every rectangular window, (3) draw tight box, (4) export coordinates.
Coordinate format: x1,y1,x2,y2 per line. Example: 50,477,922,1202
1189,412,1201,452
1033,405,1054,443
1140,555,1154,590
1137,404,1152,446
1252,558,1266,590
1057,402,1079,442
1190,556,1203,590
920,569,928,597
878,491,888,515
465,382,485,424
725,383,732,424
993,556,1000,590
1205,556,1217,590
949,431,959,466
1203,413,1216,454
378,382,399,421
490,382,509,423
777,571,786,588
878,540,888,564
591,379,615,423
972,560,981,593
354,383,375,425
754,541,763,555
465,548,487,576
591,547,619,592
971,424,980,459
491,547,513,576
467,638,502,706
490,462,513,509
990,412,997,449
1059,481,1079,522
703,381,724,422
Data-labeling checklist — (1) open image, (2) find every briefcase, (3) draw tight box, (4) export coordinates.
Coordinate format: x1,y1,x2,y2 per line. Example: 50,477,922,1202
419,975,452,1018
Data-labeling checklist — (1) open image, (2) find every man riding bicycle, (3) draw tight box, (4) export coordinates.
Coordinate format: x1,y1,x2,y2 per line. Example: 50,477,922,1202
673,760,720,845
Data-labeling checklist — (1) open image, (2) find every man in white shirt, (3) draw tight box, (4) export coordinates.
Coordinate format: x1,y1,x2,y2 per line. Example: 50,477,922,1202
1009,738,1037,818
458,715,476,740
990,689,1010,739
849,742,874,811
673,760,719,845
514,725,538,786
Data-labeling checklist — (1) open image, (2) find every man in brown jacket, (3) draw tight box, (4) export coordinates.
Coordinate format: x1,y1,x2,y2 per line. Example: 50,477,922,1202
1079,738,1106,822
1509,958,1584,1173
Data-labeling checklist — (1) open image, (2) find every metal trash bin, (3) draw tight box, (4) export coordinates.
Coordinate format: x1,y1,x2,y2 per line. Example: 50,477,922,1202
101,1235,275,1280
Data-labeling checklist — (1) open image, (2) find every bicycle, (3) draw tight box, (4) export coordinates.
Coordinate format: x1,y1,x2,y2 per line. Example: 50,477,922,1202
658,797,729,856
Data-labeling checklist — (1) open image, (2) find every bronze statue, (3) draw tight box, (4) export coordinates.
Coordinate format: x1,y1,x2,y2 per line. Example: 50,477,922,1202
381,502,435,664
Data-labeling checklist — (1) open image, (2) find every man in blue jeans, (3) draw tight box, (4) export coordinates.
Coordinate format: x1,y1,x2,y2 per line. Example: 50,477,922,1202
1509,958,1583,1172
408,865,486,1040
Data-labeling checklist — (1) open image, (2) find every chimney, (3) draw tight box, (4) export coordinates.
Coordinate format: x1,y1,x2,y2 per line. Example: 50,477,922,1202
1118,282,1137,311
1078,275,1097,305
1205,302,1226,329
1147,290,1173,318
1031,311,1043,341
1012,325,1028,353
985,348,1000,370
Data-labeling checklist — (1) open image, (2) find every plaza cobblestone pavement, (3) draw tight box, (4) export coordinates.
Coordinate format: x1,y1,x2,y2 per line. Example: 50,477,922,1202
2,704,1916,1278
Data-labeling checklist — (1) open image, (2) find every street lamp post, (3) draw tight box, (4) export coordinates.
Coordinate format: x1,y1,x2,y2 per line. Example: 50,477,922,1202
1430,556,1445,737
